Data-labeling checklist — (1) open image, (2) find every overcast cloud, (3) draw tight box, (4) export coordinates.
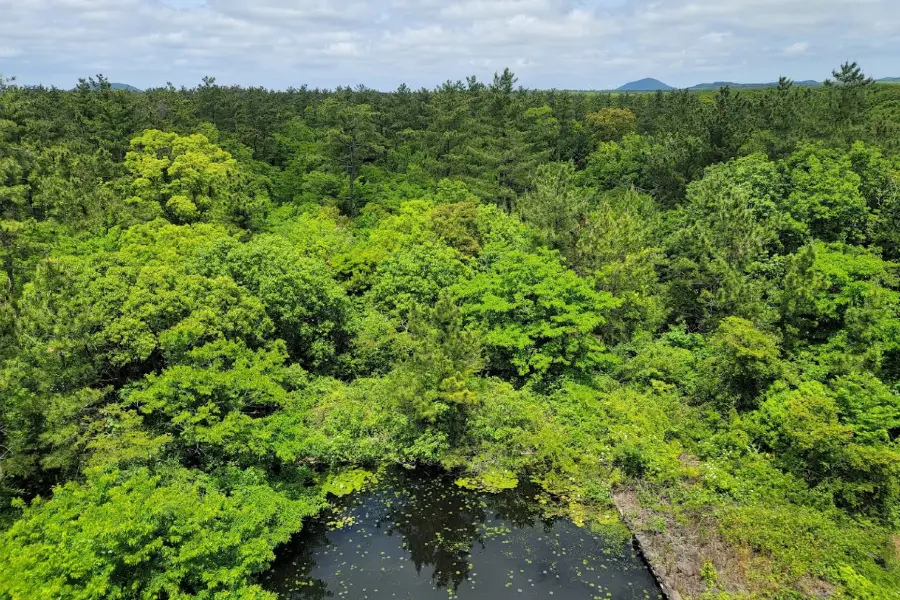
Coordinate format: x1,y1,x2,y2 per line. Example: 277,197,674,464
0,0,897,90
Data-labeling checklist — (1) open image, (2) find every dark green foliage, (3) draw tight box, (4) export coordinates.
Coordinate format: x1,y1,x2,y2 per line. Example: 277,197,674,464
700,317,782,412
753,377,900,524
222,235,351,370
390,295,484,437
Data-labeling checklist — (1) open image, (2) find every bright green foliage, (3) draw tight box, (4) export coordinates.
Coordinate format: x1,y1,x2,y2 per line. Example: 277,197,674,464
0,119,29,217
583,133,648,191
123,340,304,467
300,376,429,465
698,153,786,227
0,466,320,599
368,240,469,318
455,471,519,493
264,206,354,262
124,130,270,227
550,383,684,486
271,117,340,205
28,143,111,228
579,188,667,343
0,119,55,297
618,328,705,393
453,247,618,383
345,307,415,377
429,201,484,257
445,382,549,481
782,144,871,244
1,223,275,481
847,142,900,257
516,163,667,345
331,199,437,295
17,228,270,374
515,161,591,268
322,468,378,497
586,108,637,142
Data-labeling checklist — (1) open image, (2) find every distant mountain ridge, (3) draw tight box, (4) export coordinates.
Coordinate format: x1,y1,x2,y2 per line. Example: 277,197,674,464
74,82,142,92
687,80,821,90
109,83,142,91
616,77,900,92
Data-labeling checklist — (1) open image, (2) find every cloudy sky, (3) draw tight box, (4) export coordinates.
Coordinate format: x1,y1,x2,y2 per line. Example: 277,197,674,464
0,0,897,90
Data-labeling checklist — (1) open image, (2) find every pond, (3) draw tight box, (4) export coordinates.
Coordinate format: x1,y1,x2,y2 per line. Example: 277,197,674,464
262,468,664,600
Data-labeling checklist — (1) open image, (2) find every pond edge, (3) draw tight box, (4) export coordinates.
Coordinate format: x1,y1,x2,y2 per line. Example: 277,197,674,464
613,496,683,600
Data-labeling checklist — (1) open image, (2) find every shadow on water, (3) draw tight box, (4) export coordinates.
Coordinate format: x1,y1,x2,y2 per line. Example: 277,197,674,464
261,468,663,600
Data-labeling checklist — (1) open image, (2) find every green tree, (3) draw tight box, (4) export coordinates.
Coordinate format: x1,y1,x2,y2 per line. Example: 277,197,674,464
824,62,875,144
582,133,648,191
700,317,782,412
317,99,383,216
778,241,899,378
271,116,340,205
390,295,484,439
428,200,484,258
514,161,591,268
0,221,273,482
847,142,900,258
706,86,752,163
122,339,304,468
586,107,637,143
0,466,321,599
754,377,900,525
782,144,870,245
453,247,618,384
579,188,667,343
368,238,469,318
223,235,351,370
124,129,271,227
666,156,782,330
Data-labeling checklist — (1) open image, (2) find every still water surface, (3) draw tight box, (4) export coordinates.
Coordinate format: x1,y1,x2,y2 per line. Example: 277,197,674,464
263,469,663,600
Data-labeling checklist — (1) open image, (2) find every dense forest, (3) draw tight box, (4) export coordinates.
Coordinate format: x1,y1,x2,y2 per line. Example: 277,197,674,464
0,63,899,599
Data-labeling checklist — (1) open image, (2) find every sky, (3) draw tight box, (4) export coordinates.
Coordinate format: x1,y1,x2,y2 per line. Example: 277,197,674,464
0,0,897,91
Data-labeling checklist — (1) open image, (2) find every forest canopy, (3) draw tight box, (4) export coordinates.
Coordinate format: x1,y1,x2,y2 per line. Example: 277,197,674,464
0,65,899,599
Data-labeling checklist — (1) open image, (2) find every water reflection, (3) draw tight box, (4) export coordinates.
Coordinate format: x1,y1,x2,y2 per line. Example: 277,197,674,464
262,469,663,600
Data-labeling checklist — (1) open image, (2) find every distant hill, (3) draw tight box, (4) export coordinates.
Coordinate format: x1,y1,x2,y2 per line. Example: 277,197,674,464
613,76,900,94
110,83,142,91
616,78,673,92
688,81,743,91
688,80,822,91
75,81,142,92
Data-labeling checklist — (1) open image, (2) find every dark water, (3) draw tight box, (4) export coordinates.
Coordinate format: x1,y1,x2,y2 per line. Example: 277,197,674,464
262,469,663,600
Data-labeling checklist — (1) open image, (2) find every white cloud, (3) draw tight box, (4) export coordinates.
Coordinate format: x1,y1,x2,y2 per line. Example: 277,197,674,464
0,0,896,89
439,0,562,21
785,42,811,56
322,42,362,58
